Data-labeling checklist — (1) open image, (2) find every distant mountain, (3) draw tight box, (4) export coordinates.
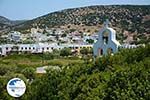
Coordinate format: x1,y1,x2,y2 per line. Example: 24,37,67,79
0,16,26,25
0,16,12,25
0,16,27,31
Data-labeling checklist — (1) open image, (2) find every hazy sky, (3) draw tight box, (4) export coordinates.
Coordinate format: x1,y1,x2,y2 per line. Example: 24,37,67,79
0,0,149,20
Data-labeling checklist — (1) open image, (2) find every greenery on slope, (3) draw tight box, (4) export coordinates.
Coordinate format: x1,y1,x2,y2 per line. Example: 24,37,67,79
10,5,150,44
1,5,150,43
15,5,150,33
28,45,150,100
0,45,149,100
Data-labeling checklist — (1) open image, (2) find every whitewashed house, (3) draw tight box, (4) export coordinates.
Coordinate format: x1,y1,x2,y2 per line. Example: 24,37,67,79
0,43,92,56
31,32,48,42
8,31,22,42
120,44,137,49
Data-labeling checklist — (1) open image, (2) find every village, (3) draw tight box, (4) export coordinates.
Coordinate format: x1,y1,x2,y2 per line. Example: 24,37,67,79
0,20,139,56
0,25,95,56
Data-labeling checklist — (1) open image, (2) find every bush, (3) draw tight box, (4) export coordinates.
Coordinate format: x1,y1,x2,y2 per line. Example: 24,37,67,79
28,45,150,100
60,48,72,57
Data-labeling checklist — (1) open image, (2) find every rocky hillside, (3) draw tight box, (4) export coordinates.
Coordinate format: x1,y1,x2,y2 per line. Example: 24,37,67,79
1,5,150,43
16,5,150,32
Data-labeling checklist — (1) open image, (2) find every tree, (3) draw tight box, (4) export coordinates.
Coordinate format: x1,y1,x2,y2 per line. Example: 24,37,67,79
61,33,67,37
60,48,72,57
1,44,150,100
0,77,12,100
21,67,35,81
29,69,61,100
0,65,17,76
80,47,92,55
104,62,150,100
86,39,94,44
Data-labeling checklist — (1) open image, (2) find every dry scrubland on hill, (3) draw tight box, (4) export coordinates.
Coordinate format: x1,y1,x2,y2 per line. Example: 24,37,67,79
0,5,150,43
15,5,150,32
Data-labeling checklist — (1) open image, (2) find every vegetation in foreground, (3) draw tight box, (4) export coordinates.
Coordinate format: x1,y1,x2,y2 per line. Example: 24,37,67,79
0,45,150,100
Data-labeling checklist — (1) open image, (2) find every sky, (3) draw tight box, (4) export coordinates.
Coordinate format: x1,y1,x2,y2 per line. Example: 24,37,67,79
0,0,150,20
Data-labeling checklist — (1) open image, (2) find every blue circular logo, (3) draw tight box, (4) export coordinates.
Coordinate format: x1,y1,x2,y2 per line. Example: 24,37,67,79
7,78,26,97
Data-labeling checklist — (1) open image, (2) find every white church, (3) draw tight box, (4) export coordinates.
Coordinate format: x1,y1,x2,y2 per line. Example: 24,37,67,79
93,19,121,56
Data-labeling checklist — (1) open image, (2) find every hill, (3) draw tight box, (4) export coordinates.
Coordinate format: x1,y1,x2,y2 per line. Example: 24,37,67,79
0,5,150,43
0,16,26,31
13,5,150,31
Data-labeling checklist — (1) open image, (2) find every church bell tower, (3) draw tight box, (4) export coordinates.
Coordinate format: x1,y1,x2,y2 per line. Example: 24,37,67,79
93,19,120,56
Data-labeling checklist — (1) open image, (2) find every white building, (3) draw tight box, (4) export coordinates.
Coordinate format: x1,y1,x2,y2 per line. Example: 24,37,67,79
93,20,120,56
31,32,48,42
0,43,92,56
120,44,138,49
8,31,22,42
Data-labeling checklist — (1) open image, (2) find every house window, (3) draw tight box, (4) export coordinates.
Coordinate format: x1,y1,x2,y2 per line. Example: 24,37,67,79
25,47,27,50
47,47,49,50
6,47,8,50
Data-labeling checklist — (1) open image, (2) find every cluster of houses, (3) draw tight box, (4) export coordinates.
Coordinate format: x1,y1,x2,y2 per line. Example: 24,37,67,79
1,27,97,44
0,20,140,56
